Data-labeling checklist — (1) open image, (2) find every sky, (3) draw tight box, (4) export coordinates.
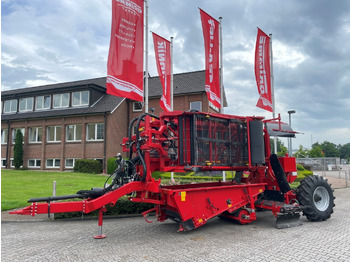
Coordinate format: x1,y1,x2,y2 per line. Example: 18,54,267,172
1,0,350,151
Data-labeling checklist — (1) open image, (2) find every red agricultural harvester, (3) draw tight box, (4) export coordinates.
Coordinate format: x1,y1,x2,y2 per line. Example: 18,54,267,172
11,111,335,238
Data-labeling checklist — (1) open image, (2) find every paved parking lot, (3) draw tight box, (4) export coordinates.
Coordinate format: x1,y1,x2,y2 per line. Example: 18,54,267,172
2,187,350,262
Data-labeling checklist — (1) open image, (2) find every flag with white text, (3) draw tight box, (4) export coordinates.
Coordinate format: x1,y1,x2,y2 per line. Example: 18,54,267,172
152,32,171,111
106,0,144,102
254,28,273,112
200,9,221,109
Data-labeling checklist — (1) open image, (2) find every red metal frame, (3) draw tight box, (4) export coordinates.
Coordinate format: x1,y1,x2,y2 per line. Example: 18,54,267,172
11,111,299,236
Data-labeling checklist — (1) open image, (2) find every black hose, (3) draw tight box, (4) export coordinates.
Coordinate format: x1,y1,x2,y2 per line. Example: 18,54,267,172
28,194,85,202
135,113,148,181
128,117,139,159
134,112,159,146
128,113,159,160
134,113,159,182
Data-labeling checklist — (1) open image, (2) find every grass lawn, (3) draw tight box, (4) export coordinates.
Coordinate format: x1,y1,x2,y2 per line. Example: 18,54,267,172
1,169,107,211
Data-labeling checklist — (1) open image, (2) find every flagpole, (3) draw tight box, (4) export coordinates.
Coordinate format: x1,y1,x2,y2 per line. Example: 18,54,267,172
170,36,174,181
170,36,174,111
219,17,224,114
219,16,225,182
269,33,277,154
144,0,149,113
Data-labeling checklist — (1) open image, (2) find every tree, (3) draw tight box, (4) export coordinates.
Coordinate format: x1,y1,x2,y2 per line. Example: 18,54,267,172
309,146,325,158
270,138,287,156
311,142,321,149
277,143,288,157
339,143,350,160
13,129,24,169
319,141,340,157
294,145,309,158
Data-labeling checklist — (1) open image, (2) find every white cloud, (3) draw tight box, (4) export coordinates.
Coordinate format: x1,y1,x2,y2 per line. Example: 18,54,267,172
273,41,307,68
2,0,350,148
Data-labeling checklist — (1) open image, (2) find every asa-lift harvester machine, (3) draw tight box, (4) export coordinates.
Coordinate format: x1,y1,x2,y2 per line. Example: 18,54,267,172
11,111,335,238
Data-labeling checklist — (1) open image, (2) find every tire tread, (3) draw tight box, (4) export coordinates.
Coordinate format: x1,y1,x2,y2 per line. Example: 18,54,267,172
297,175,335,221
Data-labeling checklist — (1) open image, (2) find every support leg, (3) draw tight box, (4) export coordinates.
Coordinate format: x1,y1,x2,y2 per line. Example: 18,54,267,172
94,207,107,239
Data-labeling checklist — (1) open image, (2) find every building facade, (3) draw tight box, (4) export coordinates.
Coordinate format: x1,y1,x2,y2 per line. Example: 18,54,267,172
1,70,226,172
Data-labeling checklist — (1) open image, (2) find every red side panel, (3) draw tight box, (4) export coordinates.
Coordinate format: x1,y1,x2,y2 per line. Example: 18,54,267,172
278,156,297,183
278,157,297,172
161,182,266,230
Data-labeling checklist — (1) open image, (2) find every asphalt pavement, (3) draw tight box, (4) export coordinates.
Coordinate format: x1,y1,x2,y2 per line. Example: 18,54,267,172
2,187,350,262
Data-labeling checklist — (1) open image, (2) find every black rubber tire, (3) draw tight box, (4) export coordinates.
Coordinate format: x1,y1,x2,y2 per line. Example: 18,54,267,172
297,175,335,221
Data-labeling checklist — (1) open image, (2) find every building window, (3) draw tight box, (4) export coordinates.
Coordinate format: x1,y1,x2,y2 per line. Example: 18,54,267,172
1,129,8,144
66,124,82,142
11,128,25,144
132,126,137,136
28,159,41,168
1,159,7,167
53,93,69,108
9,158,15,168
72,91,89,107
86,123,104,141
28,127,42,143
133,102,143,112
19,97,34,112
3,99,17,113
35,95,51,110
46,159,60,168
65,158,78,169
190,101,202,111
47,126,61,142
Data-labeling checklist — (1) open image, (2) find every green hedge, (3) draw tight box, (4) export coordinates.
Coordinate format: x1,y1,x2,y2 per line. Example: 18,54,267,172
290,165,314,189
294,169,313,182
152,171,235,183
107,157,118,174
297,164,305,171
74,159,102,174
55,197,154,219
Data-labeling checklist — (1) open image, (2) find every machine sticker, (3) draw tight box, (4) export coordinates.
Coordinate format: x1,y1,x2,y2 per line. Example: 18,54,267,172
181,191,186,201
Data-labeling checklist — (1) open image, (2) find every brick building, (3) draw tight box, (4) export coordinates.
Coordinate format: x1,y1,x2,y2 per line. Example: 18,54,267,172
1,70,226,172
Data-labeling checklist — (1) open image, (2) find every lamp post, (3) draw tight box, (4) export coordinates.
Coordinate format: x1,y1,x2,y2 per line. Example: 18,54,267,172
288,110,296,156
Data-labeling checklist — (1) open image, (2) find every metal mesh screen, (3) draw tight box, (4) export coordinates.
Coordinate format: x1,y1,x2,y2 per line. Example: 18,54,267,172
195,115,248,167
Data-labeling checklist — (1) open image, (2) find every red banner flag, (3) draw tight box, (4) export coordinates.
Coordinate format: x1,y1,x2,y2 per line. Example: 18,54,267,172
106,0,144,102
152,33,171,112
200,9,221,109
255,28,273,112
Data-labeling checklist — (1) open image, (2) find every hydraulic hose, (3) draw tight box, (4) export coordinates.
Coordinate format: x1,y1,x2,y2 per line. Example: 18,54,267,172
135,113,148,181
128,117,139,159
134,113,159,181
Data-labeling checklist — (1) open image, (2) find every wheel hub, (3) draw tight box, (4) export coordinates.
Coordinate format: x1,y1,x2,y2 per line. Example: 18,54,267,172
314,194,322,203
313,186,330,211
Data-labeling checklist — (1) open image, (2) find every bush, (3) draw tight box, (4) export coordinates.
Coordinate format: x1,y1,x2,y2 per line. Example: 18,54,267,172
74,159,102,174
152,171,166,179
105,198,154,215
160,173,221,181
13,130,24,169
297,164,305,171
55,197,154,219
107,157,118,174
294,167,313,183
151,171,234,183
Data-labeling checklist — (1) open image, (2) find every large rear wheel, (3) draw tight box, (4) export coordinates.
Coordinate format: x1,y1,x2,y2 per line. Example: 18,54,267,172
297,175,335,221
